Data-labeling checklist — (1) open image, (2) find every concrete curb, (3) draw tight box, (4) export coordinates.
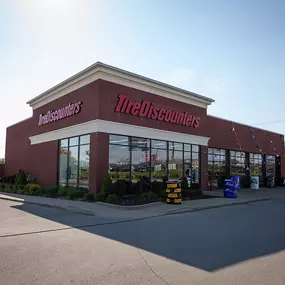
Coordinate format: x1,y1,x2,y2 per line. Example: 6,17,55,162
0,192,271,218
96,201,163,210
0,194,95,216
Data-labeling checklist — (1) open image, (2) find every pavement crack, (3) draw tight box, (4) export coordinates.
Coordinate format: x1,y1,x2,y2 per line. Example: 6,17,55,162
133,220,171,285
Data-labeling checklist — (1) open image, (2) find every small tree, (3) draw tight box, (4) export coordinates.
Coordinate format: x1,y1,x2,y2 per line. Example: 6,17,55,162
15,169,27,186
181,176,189,189
100,174,112,194
0,158,4,164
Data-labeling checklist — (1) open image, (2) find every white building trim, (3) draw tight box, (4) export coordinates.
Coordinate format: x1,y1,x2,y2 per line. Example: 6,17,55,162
29,120,210,146
27,62,214,110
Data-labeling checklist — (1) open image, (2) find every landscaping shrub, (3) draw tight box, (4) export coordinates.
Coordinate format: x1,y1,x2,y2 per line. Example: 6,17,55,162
66,188,88,200
58,187,69,197
23,184,31,194
83,192,96,202
133,178,150,195
1,175,16,184
14,169,27,186
151,181,164,196
1,183,6,190
145,191,158,201
110,180,126,197
29,184,41,196
181,176,189,189
105,194,120,204
97,191,107,202
101,174,113,194
41,186,59,198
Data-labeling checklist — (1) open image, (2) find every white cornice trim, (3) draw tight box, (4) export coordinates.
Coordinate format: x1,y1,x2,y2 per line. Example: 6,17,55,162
29,120,210,146
27,62,214,110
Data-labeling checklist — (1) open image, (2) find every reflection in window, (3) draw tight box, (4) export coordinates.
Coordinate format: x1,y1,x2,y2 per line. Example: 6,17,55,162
79,145,90,187
266,155,275,178
68,146,78,187
208,148,226,188
250,153,263,180
168,148,183,179
59,147,68,186
131,138,150,182
108,135,201,187
109,145,130,181
151,149,167,182
230,150,246,176
58,135,90,188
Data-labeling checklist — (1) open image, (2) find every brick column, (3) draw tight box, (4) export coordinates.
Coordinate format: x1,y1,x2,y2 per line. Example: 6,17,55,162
200,145,208,190
89,132,109,193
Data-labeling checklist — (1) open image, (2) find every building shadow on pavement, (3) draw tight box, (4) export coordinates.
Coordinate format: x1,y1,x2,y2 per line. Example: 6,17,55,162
10,200,285,272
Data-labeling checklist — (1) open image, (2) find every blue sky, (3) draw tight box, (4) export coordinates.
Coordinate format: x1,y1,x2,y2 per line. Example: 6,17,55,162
1,0,285,157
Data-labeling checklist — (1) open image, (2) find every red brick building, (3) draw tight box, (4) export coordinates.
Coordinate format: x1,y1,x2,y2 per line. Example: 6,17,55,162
4,62,285,191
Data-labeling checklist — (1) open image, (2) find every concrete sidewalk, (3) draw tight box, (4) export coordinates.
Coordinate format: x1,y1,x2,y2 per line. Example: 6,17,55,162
0,189,274,220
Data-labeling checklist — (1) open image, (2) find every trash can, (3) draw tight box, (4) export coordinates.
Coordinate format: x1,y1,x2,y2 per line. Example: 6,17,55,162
223,179,237,198
231,175,240,190
250,176,259,190
165,180,182,204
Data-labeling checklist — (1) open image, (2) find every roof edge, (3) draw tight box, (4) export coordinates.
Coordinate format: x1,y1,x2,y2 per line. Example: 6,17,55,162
26,62,214,109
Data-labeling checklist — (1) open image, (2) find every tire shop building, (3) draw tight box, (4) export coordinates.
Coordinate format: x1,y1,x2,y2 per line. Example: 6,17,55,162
4,62,285,191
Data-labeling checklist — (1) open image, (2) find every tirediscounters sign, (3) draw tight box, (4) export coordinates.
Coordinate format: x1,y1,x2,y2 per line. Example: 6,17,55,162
38,101,82,126
115,94,200,128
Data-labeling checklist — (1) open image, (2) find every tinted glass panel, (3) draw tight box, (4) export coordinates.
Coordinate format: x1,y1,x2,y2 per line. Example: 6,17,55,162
79,144,90,187
109,135,129,145
68,146,79,187
80,135,90,145
69,137,79,146
151,149,167,182
152,140,167,149
109,144,130,181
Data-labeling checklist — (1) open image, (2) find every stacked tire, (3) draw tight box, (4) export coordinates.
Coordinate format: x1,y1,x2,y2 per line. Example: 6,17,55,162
165,181,182,204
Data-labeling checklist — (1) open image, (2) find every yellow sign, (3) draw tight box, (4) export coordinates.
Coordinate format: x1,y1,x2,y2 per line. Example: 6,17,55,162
174,188,181,193
168,193,178,198
174,198,182,203
167,183,177,188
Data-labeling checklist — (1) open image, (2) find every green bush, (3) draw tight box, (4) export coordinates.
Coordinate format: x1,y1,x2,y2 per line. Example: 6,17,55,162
105,194,120,204
83,192,96,202
97,191,108,202
66,188,88,200
151,181,164,196
110,180,126,197
41,186,59,198
29,184,41,196
181,176,189,189
1,183,6,190
101,174,113,194
58,187,69,197
1,175,16,184
145,191,158,201
15,169,27,186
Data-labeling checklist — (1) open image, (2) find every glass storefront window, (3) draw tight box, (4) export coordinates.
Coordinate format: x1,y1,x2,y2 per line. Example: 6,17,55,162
151,149,167,182
69,137,79,146
168,148,183,179
250,153,263,177
208,148,226,188
58,135,90,188
151,140,167,149
79,144,90,187
131,138,150,182
110,135,129,145
266,155,275,177
230,150,246,176
109,144,130,181
108,135,201,186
